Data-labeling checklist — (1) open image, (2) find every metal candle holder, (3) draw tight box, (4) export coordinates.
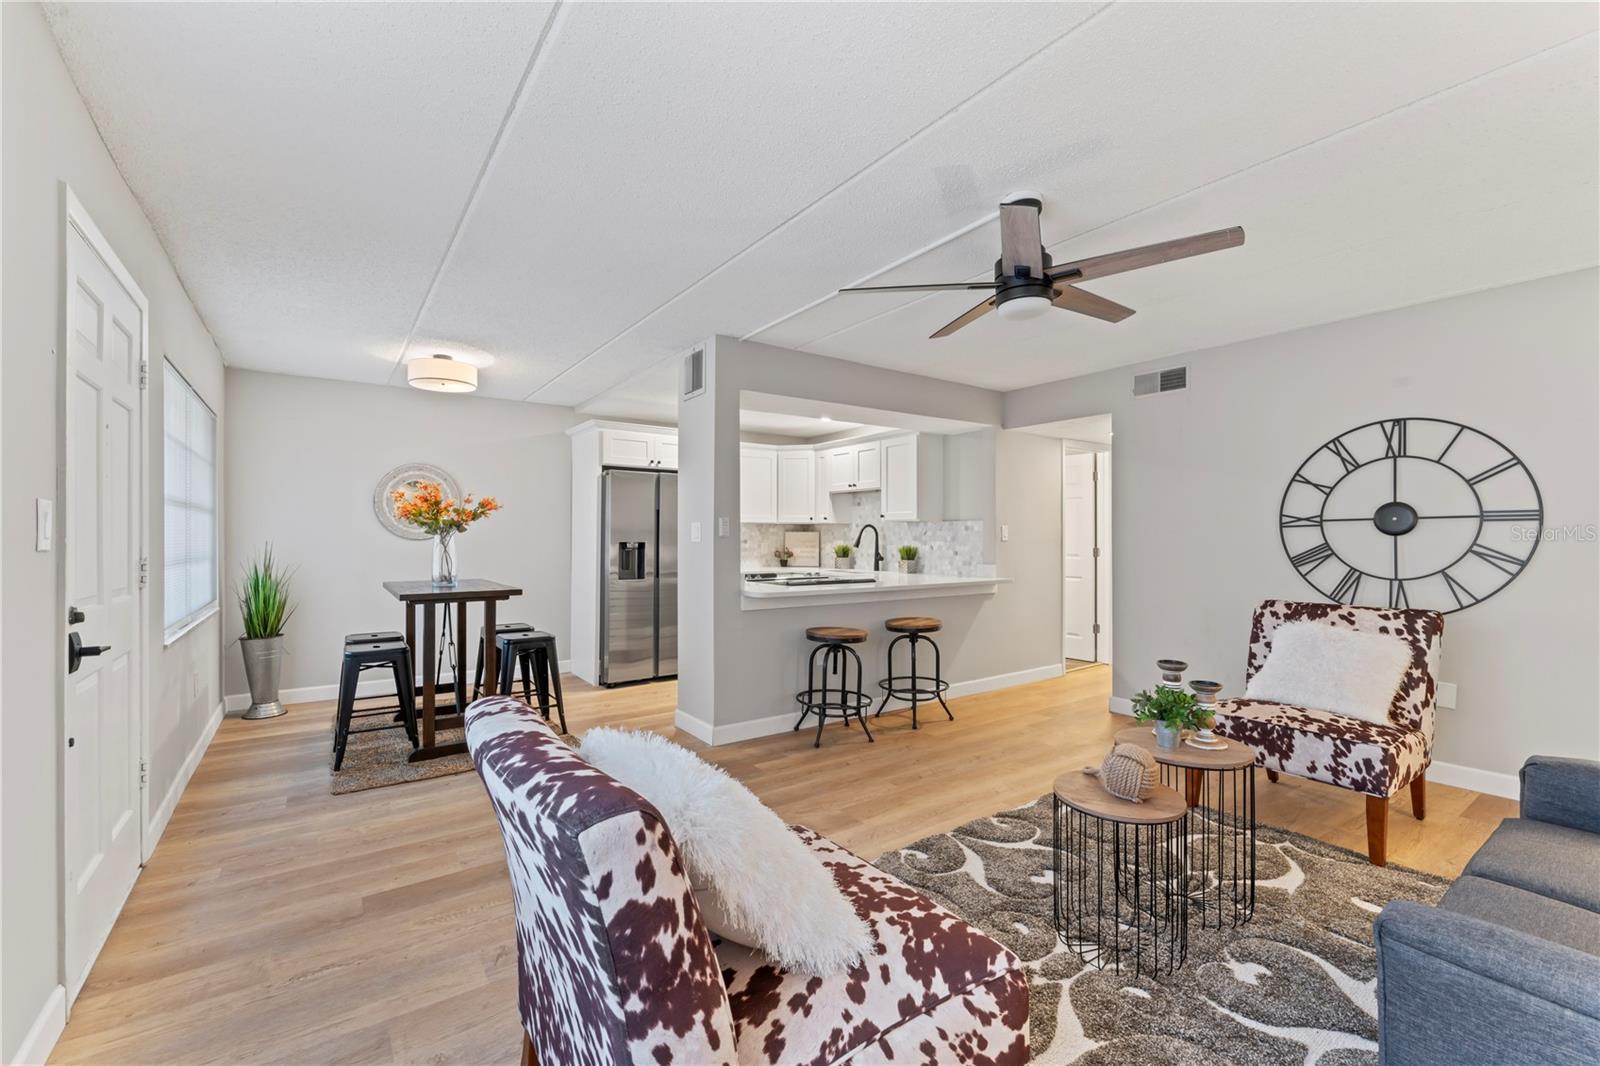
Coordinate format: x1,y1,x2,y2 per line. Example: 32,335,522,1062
1189,679,1222,709
1156,659,1188,691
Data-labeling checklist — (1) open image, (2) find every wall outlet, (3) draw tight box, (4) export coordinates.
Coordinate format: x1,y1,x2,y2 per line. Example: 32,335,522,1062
690,521,702,543
1437,681,1457,709
717,517,730,537
1000,523,1010,543
35,498,53,551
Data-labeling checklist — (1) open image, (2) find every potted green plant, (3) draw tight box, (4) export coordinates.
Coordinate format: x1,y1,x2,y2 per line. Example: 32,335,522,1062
237,545,295,720
832,543,853,569
896,545,919,574
1131,686,1199,751
774,545,794,567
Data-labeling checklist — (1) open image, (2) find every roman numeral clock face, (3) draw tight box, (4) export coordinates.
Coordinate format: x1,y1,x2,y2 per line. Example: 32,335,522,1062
1280,419,1542,612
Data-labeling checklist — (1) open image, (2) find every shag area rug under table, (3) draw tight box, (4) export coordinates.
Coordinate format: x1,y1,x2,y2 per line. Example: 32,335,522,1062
874,794,1446,1065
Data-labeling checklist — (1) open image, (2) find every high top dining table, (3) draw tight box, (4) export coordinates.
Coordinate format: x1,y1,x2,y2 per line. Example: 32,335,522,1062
383,579,523,762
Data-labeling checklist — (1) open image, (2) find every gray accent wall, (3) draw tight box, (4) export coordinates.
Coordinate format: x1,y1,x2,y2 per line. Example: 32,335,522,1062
222,370,582,698
1005,268,1600,783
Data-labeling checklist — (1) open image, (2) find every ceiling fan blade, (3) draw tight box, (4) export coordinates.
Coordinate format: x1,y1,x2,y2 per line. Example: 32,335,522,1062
839,280,996,294
1051,284,1135,323
1048,226,1244,283
930,297,995,338
999,199,1044,279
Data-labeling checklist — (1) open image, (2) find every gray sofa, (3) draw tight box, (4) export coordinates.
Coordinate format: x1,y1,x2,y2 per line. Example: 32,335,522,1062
1374,756,1600,1066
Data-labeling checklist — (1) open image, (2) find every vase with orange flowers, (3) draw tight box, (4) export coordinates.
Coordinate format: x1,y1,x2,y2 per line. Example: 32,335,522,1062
390,481,501,587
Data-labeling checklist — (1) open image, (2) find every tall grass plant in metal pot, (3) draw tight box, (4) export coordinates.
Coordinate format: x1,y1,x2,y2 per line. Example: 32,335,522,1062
238,545,295,720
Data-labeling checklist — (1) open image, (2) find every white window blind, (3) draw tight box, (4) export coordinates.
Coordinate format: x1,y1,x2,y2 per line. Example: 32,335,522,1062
163,361,217,641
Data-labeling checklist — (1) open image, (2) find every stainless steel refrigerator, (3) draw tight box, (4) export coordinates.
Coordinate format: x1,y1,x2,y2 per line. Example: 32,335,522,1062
600,468,677,686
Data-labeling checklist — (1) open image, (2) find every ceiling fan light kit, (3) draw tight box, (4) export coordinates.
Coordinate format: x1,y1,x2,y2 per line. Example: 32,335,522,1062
839,195,1245,338
406,353,478,393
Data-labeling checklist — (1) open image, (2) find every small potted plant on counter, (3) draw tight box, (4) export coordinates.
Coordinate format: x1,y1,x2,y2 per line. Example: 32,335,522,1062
1131,687,1200,751
832,543,853,569
896,545,919,574
774,545,794,567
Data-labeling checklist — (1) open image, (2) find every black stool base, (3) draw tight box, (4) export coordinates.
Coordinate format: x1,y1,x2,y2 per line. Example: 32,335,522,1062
794,642,872,748
874,632,953,730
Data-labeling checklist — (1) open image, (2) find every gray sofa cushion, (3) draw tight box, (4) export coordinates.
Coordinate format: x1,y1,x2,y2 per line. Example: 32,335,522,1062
1441,875,1600,955
1522,756,1600,835
1463,818,1600,911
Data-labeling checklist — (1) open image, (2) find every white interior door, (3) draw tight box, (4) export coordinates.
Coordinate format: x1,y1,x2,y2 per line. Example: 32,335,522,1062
1094,451,1112,666
64,216,145,998
1062,450,1097,661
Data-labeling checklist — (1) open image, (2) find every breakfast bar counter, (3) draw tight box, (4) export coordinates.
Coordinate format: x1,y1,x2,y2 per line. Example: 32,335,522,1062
741,568,1006,611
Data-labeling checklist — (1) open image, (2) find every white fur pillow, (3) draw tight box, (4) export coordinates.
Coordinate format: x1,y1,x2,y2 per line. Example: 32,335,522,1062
1245,622,1409,724
579,728,872,975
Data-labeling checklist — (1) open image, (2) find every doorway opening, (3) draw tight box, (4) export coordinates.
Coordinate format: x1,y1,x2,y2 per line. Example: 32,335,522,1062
1059,416,1112,670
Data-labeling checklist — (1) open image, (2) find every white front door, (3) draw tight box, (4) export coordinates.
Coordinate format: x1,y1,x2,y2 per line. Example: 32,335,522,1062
63,216,146,998
1062,450,1097,661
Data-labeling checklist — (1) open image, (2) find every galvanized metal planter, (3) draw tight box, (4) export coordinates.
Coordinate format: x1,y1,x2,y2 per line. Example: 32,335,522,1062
240,635,286,720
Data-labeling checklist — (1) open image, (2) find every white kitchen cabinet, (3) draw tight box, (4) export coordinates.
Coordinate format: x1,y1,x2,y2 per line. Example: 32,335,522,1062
824,440,881,492
877,433,944,521
776,448,818,522
740,445,778,523
602,429,677,470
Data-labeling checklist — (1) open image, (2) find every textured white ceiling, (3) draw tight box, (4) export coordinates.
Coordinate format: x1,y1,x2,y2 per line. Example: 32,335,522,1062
44,2,1597,411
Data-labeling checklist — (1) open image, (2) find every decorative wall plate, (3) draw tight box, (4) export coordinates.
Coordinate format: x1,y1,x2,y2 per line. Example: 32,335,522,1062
1279,418,1542,613
373,463,461,540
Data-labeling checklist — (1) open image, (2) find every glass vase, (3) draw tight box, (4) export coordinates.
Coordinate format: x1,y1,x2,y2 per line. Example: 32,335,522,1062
431,531,459,587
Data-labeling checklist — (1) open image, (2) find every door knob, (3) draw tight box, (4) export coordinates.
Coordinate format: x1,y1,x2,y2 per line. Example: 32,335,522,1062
67,631,111,674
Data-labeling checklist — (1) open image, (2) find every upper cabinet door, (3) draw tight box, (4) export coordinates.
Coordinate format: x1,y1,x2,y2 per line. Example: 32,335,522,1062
879,435,917,519
853,441,881,491
825,448,856,492
650,434,678,470
776,449,817,523
740,445,778,523
602,430,654,468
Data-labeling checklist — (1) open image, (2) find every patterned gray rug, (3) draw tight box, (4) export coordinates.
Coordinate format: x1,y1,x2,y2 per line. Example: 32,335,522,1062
874,794,1447,1065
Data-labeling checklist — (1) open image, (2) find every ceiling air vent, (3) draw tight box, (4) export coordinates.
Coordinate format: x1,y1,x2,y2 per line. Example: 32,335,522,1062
681,347,705,401
1132,365,1187,396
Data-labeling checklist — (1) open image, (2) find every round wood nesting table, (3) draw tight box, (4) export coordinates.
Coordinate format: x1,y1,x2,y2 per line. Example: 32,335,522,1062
1116,726,1258,928
1052,769,1190,978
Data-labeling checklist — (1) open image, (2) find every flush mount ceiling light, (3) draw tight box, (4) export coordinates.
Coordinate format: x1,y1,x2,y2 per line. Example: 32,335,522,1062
407,354,477,393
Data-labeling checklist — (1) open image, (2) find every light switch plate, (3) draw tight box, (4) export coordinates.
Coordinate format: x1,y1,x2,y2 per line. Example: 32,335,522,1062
717,517,730,537
35,498,53,551
1000,523,1010,543
1437,682,1456,709
690,521,702,543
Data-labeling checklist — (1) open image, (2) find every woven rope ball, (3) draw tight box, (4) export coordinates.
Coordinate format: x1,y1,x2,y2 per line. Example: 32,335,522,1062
1083,742,1159,803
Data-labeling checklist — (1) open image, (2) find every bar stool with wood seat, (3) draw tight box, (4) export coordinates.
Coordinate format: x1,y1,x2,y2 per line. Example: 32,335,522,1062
794,626,873,748
875,616,953,730
333,636,418,770
472,621,535,699
496,630,568,734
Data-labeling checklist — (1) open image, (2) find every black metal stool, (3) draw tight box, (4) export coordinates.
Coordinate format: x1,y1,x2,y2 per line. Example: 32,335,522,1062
496,630,567,734
344,630,402,644
794,627,873,748
344,630,410,721
875,616,952,729
472,621,535,699
333,638,418,770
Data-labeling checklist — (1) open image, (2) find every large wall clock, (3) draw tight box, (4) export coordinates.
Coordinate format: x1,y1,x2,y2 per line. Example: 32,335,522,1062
1279,418,1542,613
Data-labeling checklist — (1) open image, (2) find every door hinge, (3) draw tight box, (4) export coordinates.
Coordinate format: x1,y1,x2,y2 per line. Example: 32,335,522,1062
139,361,149,389
139,759,148,785
1093,623,1101,634
139,555,150,588
1092,546,1100,558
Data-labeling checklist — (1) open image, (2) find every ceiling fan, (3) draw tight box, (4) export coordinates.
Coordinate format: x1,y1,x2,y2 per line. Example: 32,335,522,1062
838,196,1244,338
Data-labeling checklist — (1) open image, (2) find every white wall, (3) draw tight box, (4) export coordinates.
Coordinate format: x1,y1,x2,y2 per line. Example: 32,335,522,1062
222,370,581,700
2,3,228,1058
1005,269,1600,789
677,337,1060,736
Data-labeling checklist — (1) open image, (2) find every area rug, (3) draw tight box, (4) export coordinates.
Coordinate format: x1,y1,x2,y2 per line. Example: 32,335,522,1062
328,722,474,794
874,794,1447,1065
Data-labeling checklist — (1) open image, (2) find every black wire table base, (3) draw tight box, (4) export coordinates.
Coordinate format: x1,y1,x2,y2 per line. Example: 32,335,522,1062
1053,796,1190,979
1163,763,1257,929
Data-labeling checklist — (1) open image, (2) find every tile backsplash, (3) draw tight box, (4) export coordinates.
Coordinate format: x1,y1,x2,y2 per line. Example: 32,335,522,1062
742,491,987,576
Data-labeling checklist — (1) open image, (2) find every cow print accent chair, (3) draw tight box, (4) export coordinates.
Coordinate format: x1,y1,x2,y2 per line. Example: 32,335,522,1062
465,695,1029,1066
1211,600,1444,867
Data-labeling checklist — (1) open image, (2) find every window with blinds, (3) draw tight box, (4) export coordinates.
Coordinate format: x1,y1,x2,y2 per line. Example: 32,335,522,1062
163,361,218,642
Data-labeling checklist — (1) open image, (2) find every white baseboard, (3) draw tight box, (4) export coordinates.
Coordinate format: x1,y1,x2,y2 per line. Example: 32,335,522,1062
946,662,1064,699
144,701,223,860
672,708,714,744
1108,696,1133,716
225,661,574,714
1429,759,1519,800
13,984,66,1066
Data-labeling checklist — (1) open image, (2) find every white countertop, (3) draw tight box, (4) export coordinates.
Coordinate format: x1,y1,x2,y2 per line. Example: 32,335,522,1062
741,568,1007,610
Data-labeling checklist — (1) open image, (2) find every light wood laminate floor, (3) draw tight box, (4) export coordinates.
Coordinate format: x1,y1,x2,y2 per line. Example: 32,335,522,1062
51,667,1515,1064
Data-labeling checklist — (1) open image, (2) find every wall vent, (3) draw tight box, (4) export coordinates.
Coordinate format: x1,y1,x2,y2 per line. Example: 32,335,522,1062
681,347,706,401
1133,365,1187,396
